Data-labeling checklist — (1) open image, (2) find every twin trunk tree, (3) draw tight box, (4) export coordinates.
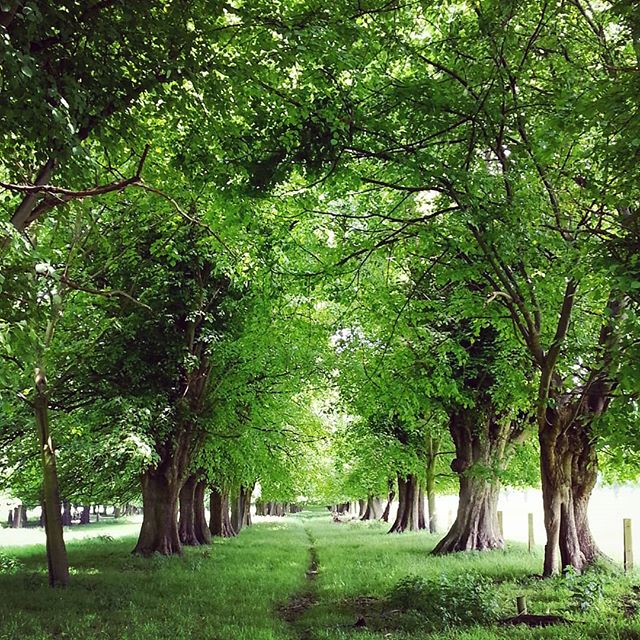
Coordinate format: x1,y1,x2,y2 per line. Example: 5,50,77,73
178,475,212,546
360,495,384,520
389,474,425,533
209,486,236,537
230,484,254,533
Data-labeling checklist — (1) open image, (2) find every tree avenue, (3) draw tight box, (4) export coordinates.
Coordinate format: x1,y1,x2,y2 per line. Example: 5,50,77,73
0,0,638,592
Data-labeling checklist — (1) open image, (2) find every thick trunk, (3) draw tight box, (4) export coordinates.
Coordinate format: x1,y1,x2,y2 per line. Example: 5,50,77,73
389,474,421,533
539,402,602,576
80,506,90,525
357,499,367,519
433,408,506,554
209,487,236,537
433,475,502,553
34,368,69,586
133,419,195,556
193,480,211,545
114,506,122,518
133,468,182,556
178,475,199,546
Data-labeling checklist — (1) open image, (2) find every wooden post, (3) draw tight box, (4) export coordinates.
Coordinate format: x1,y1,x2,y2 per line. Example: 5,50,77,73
624,518,633,572
528,513,534,552
516,595,527,615
498,510,504,538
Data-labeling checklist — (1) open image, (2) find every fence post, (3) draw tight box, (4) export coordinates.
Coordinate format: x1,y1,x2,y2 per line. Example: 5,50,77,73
624,518,633,572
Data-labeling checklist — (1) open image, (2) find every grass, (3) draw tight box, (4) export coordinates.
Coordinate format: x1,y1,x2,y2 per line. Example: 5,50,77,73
1,510,640,639
0,517,308,640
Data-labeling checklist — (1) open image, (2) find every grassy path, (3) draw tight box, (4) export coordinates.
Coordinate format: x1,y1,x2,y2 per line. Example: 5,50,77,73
2,511,640,639
278,524,319,640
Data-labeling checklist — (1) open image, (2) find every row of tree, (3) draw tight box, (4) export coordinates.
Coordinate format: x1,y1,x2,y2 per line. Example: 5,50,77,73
0,0,638,587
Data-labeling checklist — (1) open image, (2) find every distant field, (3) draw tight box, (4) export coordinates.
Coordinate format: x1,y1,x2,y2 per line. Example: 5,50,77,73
2,484,637,565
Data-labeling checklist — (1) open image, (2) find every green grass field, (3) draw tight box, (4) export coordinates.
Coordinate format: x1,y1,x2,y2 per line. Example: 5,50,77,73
1,510,639,639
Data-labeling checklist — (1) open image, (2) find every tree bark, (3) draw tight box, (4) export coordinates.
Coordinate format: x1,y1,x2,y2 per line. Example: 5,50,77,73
209,487,236,537
178,475,199,546
133,468,183,556
357,499,367,519
433,408,507,554
539,400,604,576
389,474,421,533
34,367,69,586
80,505,90,525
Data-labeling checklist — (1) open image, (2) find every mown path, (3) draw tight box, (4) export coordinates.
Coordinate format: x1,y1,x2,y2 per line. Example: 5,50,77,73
278,524,319,639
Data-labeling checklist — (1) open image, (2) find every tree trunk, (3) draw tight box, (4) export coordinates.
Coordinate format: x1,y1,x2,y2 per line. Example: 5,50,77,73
433,473,502,553
12,505,23,528
417,487,426,530
178,475,200,546
61,501,72,526
361,495,384,520
133,468,182,556
539,401,603,576
209,487,235,537
426,436,439,533
80,506,90,525
381,483,395,522
34,367,69,586
193,480,211,545
114,506,122,519
230,490,242,533
357,499,367,519
433,408,507,554
240,484,253,527
389,474,421,533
